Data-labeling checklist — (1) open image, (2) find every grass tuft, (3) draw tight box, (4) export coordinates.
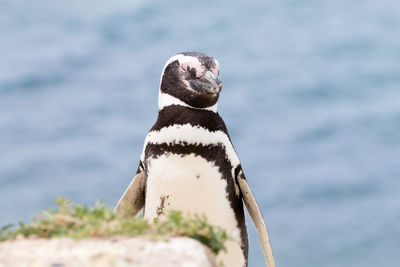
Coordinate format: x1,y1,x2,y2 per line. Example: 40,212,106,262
0,197,229,255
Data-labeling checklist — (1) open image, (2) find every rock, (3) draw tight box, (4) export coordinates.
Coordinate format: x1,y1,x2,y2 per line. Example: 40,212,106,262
0,237,217,267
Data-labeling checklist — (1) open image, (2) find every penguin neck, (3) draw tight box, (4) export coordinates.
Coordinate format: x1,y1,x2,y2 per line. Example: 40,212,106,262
158,91,218,113
151,102,228,135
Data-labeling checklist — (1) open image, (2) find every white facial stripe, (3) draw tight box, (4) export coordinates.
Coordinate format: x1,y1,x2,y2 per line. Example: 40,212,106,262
141,123,240,167
214,58,220,74
158,91,189,110
161,54,201,77
158,92,218,112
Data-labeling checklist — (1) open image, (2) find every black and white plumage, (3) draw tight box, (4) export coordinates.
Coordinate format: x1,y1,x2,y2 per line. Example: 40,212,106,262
115,52,275,267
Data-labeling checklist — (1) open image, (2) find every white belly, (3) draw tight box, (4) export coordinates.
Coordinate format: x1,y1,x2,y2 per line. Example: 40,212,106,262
145,153,246,267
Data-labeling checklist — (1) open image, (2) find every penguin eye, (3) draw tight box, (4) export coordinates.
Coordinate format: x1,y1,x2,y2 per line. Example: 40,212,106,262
181,62,203,78
181,65,197,79
187,66,197,78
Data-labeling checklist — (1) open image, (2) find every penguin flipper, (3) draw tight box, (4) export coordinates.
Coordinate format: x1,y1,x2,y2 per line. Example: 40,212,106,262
114,170,146,217
238,174,276,267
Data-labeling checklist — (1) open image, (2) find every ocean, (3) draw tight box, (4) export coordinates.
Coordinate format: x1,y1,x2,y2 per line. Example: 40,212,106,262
1,0,399,266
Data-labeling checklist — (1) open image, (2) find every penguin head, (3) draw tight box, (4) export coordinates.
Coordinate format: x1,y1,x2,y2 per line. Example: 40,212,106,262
159,52,222,111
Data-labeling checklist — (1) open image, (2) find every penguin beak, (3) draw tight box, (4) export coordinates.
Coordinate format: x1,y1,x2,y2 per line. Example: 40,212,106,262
190,71,222,95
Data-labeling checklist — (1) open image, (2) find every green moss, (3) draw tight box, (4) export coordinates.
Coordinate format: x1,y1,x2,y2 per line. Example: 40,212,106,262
0,197,229,255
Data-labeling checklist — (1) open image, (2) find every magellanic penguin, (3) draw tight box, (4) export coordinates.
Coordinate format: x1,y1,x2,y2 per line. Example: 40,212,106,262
115,52,275,267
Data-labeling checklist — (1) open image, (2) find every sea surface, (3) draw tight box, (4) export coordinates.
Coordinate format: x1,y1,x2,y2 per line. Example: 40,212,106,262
1,1,399,266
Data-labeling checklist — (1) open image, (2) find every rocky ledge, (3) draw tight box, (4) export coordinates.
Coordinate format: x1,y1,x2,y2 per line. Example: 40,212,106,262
0,237,217,267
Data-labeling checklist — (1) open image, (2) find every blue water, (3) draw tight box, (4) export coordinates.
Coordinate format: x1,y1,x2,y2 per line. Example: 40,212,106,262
1,1,399,266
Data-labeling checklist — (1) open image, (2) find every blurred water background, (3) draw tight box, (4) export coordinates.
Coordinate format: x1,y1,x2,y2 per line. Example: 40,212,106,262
1,0,399,266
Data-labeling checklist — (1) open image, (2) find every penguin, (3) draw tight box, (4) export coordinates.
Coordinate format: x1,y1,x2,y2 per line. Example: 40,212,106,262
115,52,275,267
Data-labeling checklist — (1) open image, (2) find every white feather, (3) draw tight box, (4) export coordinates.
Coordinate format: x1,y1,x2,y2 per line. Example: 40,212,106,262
160,54,201,79
158,92,218,112
144,153,246,267
140,123,240,167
